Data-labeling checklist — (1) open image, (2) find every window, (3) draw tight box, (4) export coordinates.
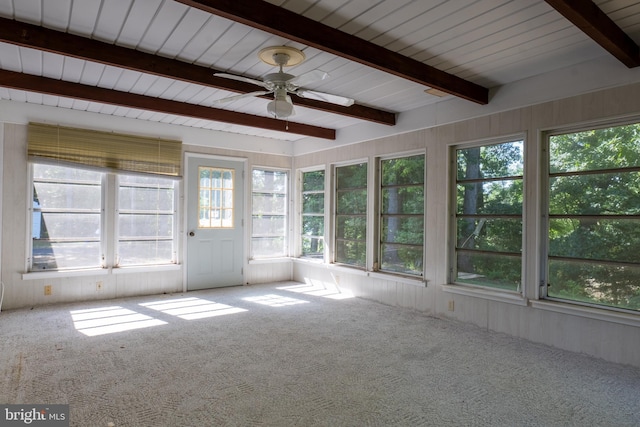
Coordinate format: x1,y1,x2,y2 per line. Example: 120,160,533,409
546,123,640,311
198,167,234,229
335,162,367,267
453,140,524,291
379,154,425,276
30,163,177,271
300,170,325,259
32,164,103,270
252,169,288,258
117,175,176,267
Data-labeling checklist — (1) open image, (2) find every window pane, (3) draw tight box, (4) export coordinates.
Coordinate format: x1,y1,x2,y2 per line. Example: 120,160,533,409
302,216,324,237
32,241,101,271
549,218,640,263
550,124,640,173
302,236,324,259
336,163,367,189
336,240,366,267
381,244,423,276
382,187,424,214
303,170,325,191
456,251,521,292
32,164,102,271
336,216,367,240
381,155,424,186
117,241,173,266
252,237,285,258
336,190,367,214
457,141,523,180
252,169,288,258
457,218,522,253
117,174,175,266
549,173,640,215
456,180,522,215
302,193,324,214
548,259,640,311
381,217,424,245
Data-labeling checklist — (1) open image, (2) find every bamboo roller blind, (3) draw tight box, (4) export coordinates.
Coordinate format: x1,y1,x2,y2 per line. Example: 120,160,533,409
28,123,182,177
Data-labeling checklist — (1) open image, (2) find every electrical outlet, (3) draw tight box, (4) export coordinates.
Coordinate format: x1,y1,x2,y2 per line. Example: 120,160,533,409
448,300,455,312
96,281,103,292
44,285,52,296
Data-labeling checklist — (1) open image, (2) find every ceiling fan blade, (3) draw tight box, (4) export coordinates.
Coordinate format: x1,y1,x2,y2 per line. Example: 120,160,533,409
295,89,355,107
214,73,268,89
213,90,272,105
288,70,329,88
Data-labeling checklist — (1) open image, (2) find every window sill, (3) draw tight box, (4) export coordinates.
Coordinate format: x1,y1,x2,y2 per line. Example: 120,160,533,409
441,283,528,306
249,257,292,264
23,268,109,281
23,264,181,280
531,299,640,328
367,271,427,287
112,264,181,275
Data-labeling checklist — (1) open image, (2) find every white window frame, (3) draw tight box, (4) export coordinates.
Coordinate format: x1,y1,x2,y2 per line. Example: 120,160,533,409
333,160,368,269
115,174,179,267
449,136,525,295
376,151,426,278
250,166,290,259
27,162,179,273
297,166,327,262
541,119,640,314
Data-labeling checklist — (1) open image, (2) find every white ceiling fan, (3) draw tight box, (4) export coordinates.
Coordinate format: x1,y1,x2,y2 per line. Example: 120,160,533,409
213,46,355,119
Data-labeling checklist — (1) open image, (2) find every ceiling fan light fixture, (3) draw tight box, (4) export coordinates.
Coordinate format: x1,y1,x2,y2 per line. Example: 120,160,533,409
267,90,294,119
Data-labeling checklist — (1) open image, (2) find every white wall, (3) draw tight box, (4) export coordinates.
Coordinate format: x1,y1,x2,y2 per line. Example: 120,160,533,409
293,82,640,368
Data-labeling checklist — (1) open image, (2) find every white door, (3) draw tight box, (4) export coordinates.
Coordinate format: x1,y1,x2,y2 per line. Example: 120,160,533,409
186,155,244,290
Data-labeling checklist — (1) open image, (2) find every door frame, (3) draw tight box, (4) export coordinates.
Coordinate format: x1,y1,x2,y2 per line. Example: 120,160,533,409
182,152,249,292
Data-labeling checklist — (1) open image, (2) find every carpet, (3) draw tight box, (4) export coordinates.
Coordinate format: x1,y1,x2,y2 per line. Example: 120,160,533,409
1,281,639,426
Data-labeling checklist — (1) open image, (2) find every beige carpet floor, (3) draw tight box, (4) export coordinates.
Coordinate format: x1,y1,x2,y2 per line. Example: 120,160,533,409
1,281,639,426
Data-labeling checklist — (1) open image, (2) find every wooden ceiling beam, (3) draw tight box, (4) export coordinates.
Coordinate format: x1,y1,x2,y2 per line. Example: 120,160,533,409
175,0,489,105
545,0,640,68
0,69,335,140
0,17,394,126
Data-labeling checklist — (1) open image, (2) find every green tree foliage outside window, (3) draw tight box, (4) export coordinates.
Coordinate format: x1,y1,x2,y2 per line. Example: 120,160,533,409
455,140,524,291
301,170,325,258
335,163,367,267
380,155,425,276
548,124,640,311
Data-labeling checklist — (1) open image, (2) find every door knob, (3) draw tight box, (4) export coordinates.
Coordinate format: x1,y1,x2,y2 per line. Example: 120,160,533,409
189,231,195,237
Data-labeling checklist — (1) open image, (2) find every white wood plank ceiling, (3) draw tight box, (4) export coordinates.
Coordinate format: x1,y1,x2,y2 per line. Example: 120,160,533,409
0,0,639,141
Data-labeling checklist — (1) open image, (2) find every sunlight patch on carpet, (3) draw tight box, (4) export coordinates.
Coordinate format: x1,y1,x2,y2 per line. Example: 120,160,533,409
242,294,309,307
70,306,167,336
140,297,247,320
278,280,354,300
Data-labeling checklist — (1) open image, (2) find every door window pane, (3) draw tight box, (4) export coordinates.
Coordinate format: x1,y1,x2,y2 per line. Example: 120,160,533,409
199,167,234,228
